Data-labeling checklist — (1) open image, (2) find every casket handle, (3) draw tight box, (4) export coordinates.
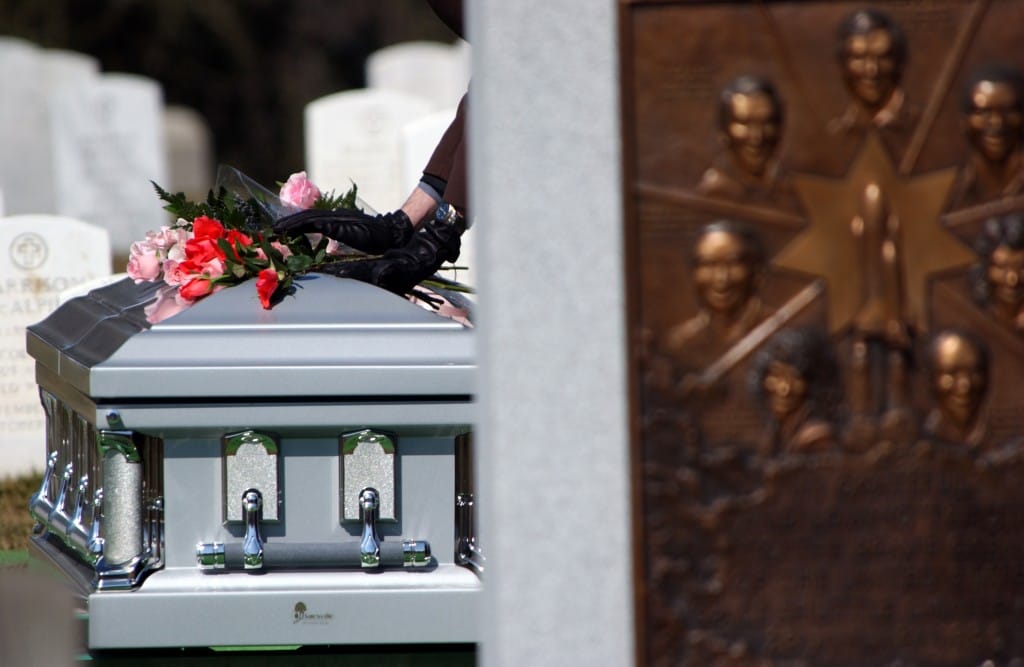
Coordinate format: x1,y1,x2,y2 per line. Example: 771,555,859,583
241,489,265,570
359,488,381,568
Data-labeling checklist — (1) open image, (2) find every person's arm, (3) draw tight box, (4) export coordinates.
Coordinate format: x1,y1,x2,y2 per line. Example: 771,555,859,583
399,186,439,227
274,94,467,245
275,1,467,271
420,93,468,215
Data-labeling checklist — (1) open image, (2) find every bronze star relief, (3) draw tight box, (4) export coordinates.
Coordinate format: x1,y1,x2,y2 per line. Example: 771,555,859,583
773,133,973,334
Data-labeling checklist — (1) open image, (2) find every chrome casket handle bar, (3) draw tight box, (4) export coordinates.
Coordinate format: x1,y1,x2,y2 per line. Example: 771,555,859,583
359,487,381,568
47,463,75,537
28,451,59,524
197,539,431,571
67,475,91,552
241,489,264,570
455,492,485,574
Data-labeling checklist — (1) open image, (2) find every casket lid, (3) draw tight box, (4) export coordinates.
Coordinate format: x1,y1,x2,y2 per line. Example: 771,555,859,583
27,276,475,400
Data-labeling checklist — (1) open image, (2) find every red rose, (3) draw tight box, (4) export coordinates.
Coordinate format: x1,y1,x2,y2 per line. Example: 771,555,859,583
256,268,279,309
226,230,252,246
185,237,225,264
192,216,225,240
175,257,205,277
225,229,253,260
179,277,213,302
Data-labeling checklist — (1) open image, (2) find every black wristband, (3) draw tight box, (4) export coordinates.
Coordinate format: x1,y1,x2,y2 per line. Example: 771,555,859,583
420,173,448,197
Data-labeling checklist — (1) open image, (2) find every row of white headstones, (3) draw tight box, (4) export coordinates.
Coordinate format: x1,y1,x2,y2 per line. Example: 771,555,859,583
0,35,472,478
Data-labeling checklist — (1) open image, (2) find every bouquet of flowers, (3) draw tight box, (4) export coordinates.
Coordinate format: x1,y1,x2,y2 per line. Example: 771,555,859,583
127,168,370,323
129,166,473,326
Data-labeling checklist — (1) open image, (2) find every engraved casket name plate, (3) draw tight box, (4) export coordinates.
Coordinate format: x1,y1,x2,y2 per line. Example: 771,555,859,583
223,430,280,522
340,429,397,523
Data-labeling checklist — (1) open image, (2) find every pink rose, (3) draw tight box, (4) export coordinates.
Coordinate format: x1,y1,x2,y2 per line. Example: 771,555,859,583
279,171,321,209
147,225,189,252
162,259,185,286
167,239,187,262
127,241,162,283
203,257,226,280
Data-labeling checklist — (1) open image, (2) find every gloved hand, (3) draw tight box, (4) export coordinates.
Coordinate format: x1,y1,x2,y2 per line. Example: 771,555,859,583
319,215,462,295
272,209,414,255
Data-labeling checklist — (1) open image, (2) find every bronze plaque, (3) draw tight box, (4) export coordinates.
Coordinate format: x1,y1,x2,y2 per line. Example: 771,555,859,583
621,1,1024,664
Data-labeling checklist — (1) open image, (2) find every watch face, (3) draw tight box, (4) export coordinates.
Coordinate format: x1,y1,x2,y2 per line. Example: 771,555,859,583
437,203,463,228
436,203,453,223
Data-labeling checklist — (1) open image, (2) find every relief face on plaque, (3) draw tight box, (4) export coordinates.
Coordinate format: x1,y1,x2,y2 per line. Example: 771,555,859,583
697,76,790,203
622,1,1024,664
972,213,1024,333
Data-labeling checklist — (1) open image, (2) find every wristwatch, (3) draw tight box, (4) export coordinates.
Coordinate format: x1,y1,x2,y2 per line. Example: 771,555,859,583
435,202,468,233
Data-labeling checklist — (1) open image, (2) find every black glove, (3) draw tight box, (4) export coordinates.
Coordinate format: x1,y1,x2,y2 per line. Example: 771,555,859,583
319,215,462,295
272,209,414,255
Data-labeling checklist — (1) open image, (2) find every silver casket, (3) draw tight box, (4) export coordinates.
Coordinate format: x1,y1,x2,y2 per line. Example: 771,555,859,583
25,275,481,649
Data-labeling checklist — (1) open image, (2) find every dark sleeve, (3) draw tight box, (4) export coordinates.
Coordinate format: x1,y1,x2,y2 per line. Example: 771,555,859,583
422,93,468,214
426,0,465,39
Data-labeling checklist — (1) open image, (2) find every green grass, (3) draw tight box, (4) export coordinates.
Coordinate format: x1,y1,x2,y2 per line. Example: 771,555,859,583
0,550,28,567
0,474,39,552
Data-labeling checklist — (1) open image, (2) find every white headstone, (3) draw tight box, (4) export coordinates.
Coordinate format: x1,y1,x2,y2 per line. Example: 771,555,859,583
36,50,104,221
50,72,168,257
163,105,214,202
305,89,433,211
0,215,111,478
367,41,469,111
58,273,129,306
400,108,457,195
42,48,99,87
0,38,50,216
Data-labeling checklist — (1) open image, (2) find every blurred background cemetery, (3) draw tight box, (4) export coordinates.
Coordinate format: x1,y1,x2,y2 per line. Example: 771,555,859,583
0,0,473,489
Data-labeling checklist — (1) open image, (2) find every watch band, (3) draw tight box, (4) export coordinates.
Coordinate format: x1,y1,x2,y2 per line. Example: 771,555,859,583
435,202,468,233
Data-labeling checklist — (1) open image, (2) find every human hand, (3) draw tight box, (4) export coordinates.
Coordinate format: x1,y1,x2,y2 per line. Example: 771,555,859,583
272,209,413,255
